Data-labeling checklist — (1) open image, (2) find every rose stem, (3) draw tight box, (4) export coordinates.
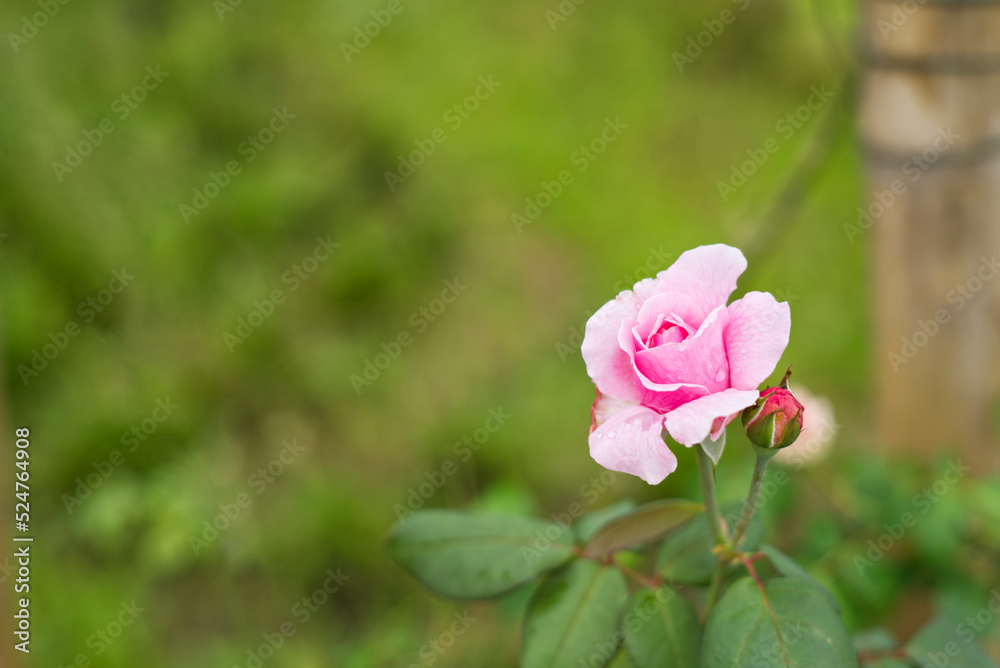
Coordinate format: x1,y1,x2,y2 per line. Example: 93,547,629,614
727,454,771,551
695,442,729,617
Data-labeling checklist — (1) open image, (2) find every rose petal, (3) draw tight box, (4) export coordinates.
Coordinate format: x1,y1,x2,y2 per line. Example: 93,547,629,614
724,291,791,391
635,291,705,341
647,244,747,314
582,290,644,402
618,318,711,412
662,388,760,446
634,305,730,394
590,388,638,433
589,404,678,485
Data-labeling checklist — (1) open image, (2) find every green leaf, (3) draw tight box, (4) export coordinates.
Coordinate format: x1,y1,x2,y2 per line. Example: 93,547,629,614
760,543,839,612
575,499,637,543
522,560,630,668
386,510,575,599
906,615,998,668
699,431,726,466
625,587,702,668
657,502,761,584
584,500,704,559
701,577,857,668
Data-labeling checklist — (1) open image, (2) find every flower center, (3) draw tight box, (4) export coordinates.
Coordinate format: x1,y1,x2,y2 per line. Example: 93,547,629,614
645,313,692,348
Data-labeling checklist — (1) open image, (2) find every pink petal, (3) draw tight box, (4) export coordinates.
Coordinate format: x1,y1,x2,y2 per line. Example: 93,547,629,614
663,389,760,446
618,318,710,413
589,404,678,485
590,389,637,433
634,305,730,394
582,290,643,402
647,244,747,314
724,292,791,391
635,291,706,341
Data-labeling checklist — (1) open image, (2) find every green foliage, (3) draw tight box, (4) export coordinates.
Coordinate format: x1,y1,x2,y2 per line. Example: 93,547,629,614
760,543,839,612
624,587,701,668
701,577,857,668
582,499,703,558
386,510,575,598
522,560,629,668
575,499,638,543
388,496,997,668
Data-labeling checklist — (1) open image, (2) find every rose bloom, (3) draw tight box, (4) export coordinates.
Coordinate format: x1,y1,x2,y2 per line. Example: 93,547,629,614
581,244,790,484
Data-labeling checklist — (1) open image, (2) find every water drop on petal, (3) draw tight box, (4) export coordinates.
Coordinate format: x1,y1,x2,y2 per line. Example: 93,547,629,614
607,431,616,439
715,370,726,382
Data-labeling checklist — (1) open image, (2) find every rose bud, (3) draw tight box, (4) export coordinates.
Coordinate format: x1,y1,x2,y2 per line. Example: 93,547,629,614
741,369,804,453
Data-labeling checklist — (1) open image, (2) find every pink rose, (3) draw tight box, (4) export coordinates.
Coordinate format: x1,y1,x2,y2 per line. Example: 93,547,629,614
581,244,791,484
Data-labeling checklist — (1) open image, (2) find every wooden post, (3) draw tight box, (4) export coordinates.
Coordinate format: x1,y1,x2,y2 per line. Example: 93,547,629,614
859,0,1000,469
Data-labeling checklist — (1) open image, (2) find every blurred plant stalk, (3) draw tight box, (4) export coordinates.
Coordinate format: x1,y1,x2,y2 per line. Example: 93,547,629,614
860,1,1000,470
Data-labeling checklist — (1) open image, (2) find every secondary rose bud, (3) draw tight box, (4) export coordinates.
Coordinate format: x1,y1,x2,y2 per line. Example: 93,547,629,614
741,369,804,453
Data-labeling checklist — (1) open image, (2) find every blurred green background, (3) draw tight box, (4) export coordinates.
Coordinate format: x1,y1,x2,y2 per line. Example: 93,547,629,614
1,0,997,665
